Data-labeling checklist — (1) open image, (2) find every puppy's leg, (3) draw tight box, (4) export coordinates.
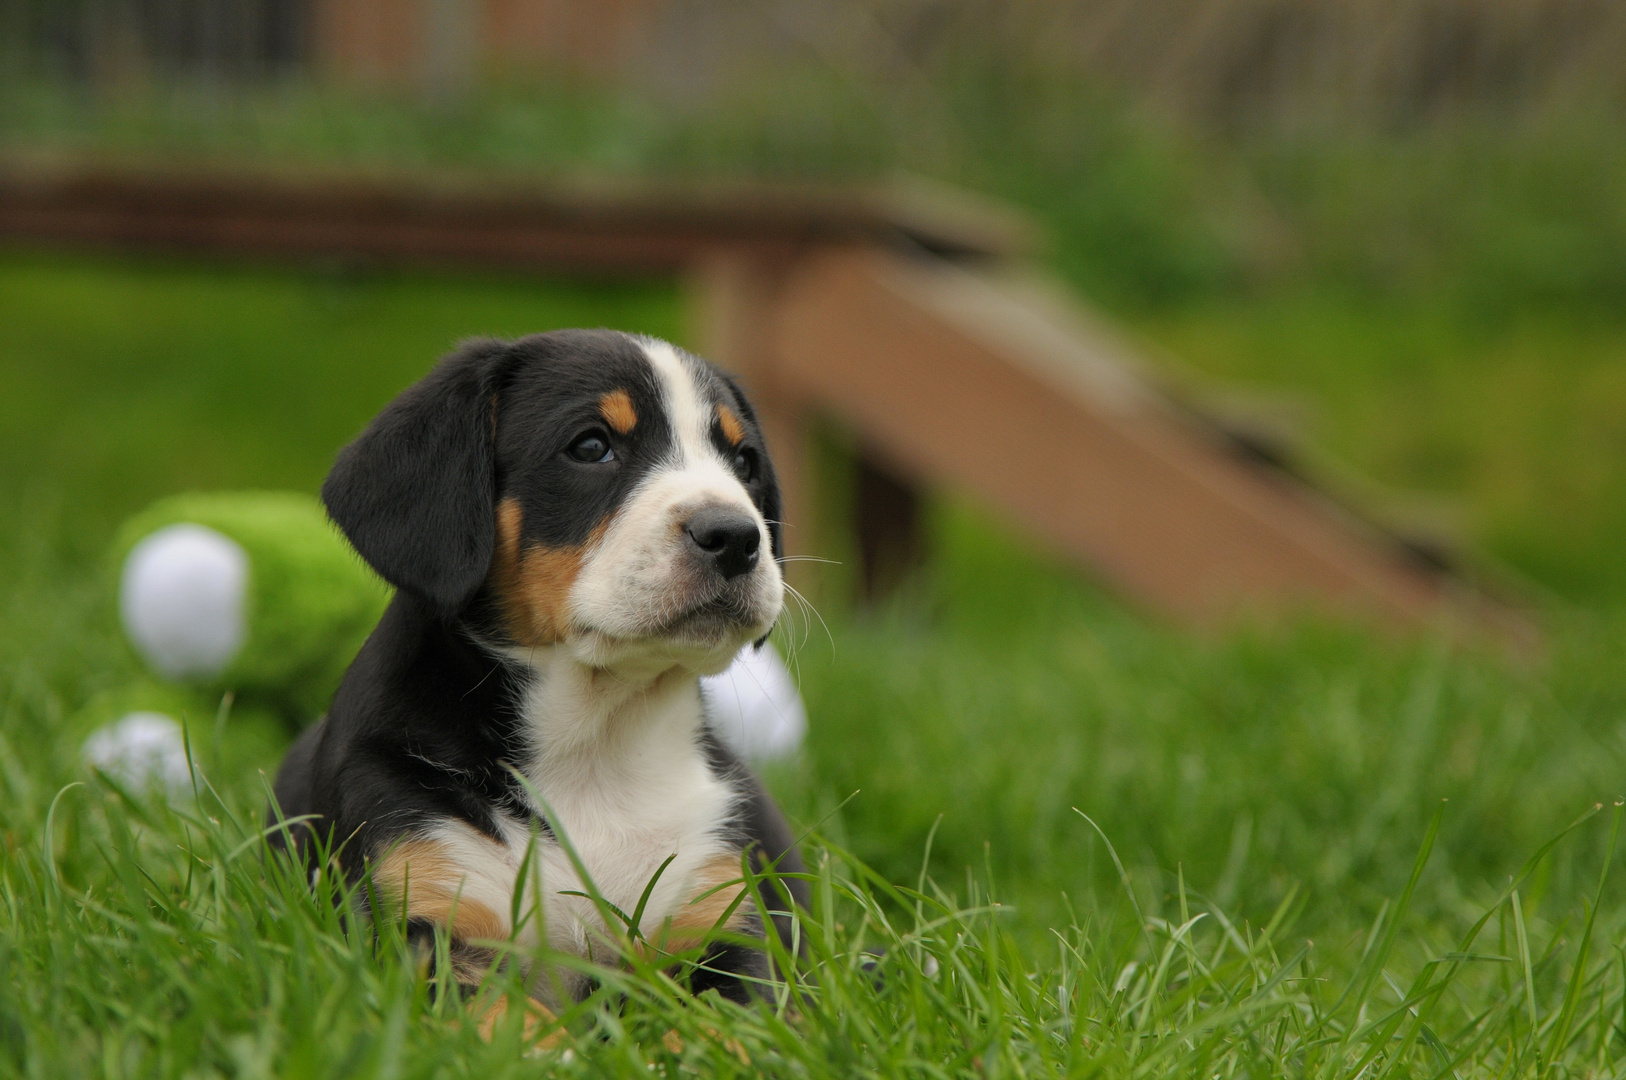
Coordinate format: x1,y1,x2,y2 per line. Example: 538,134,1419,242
647,851,773,1005
374,837,564,1046
471,994,564,1045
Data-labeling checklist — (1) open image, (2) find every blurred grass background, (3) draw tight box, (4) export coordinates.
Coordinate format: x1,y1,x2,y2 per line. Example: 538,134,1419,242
4,3,1626,1072
8,0,1626,600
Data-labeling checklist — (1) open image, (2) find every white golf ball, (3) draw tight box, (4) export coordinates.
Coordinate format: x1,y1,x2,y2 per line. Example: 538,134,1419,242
119,523,249,681
82,711,193,793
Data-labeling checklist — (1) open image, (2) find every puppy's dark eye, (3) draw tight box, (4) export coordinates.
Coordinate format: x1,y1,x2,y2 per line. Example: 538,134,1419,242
731,447,757,483
566,431,614,463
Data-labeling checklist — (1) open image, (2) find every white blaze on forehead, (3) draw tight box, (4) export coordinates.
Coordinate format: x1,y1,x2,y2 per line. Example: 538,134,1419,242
639,337,721,469
562,336,782,656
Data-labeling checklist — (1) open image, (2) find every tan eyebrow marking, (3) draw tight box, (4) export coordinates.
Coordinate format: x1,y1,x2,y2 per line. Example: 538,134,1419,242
599,389,638,434
716,403,745,446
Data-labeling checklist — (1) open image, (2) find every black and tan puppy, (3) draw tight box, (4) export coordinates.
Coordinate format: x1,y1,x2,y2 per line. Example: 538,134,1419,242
271,329,809,1016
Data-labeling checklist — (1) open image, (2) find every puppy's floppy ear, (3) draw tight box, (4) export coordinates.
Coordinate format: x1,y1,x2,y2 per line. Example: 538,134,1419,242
323,338,512,619
719,373,784,562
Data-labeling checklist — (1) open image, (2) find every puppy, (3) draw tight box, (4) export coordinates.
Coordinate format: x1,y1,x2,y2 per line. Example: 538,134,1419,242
270,329,810,1016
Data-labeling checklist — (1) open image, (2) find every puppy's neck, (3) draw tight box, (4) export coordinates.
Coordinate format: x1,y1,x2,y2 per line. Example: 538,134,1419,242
500,642,705,765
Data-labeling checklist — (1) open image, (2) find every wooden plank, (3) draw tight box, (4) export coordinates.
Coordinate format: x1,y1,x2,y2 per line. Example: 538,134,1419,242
0,158,1530,638
0,161,1026,274
771,246,1533,640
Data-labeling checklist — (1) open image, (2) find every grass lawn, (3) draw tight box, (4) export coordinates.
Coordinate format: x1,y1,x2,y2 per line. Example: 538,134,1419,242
1137,296,1626,604
2,251,1626,1077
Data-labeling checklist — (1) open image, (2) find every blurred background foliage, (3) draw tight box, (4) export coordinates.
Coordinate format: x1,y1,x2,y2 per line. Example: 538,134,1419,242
6,0,1626,602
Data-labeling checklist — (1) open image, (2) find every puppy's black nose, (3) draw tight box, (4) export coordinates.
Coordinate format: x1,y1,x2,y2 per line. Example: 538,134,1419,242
684,508,761,579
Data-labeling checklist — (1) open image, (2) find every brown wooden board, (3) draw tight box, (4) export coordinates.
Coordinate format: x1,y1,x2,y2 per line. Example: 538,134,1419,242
0,161,1026,274
769,246,1535,644
0,159,1532,641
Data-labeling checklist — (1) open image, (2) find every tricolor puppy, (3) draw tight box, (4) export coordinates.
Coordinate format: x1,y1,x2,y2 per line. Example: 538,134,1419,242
271,329,809,1013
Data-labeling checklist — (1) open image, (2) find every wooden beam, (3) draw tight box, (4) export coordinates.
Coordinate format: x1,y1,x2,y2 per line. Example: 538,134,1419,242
0,162,1026,275
0,159,1531,639
771,246,1533,641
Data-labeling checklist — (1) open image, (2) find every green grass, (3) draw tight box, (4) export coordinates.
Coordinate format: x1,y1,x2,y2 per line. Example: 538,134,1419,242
4,252,1626,1076
1134,295,1626,603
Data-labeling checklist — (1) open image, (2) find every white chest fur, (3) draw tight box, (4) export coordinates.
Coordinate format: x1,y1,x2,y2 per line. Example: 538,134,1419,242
411,655,737,999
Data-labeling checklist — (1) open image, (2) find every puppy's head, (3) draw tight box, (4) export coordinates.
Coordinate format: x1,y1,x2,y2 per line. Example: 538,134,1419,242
323,330,783,674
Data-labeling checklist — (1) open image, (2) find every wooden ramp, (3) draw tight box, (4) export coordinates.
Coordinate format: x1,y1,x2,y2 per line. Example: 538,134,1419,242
0,160,1531,641
700,247,1530,641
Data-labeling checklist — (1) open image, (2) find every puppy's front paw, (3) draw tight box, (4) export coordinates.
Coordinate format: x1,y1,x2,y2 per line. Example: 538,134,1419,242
471,994,568,1055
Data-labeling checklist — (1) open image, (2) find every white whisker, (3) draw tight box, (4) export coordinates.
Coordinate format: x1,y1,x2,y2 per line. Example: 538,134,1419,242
783,581,834,656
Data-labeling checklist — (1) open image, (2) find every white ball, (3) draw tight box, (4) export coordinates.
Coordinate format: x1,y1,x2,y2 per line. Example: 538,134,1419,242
701,643,808,763
119,523,249,681
82,712,194,793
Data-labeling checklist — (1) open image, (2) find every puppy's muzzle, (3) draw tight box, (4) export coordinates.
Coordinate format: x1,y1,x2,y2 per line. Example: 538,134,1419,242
683,507,761,581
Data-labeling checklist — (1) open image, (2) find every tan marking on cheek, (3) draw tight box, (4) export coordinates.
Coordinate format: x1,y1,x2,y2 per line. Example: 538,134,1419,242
510,546,584,646
716,404,745,446
490,501,613,647
643,851,757,957
494,498,524,570
372,839,509,944
599,389,638,434
491,497,559,646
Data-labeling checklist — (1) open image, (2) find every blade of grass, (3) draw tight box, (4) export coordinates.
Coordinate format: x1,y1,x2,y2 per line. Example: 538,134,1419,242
1542,801,1622,1071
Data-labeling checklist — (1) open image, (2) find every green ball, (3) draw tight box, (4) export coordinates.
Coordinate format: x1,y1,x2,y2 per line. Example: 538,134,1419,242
112,491,390,721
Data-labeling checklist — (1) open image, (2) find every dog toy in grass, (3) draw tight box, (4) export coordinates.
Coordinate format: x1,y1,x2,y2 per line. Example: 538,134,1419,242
80,491,391,791
80,490,806,792
114,491,393,713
